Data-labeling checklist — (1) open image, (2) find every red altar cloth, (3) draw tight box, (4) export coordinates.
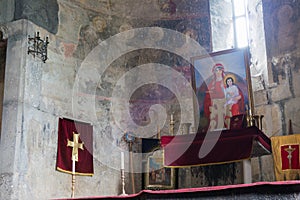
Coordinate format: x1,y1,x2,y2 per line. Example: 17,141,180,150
161,126,271,167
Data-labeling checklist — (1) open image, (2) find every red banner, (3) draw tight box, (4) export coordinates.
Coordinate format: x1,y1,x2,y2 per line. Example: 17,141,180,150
281,145,300,170
56,118,93,176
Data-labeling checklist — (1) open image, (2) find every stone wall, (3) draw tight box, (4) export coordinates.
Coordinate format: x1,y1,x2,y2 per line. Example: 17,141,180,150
0,20,121,199
1,0,300,199
0,1,212,199
249,0,300,182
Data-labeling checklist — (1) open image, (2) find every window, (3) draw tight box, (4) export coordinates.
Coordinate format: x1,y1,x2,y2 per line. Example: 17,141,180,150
210,0,269,91
210,0,249,52
232,0,248,48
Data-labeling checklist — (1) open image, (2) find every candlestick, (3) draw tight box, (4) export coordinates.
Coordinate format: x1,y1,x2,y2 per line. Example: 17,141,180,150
120,152,127,196
249,108,252,116
246,105,255,127
120,168,127,195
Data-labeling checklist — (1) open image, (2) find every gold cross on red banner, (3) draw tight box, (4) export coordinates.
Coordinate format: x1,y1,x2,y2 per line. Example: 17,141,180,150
67,132,84,161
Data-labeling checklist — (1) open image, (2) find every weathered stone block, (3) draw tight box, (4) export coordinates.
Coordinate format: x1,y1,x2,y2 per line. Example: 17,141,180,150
251,155,275,183
284,98,300,134
269,79,292,102
292,69,300,97
260,155,275,182
251,157,260,182
259,104,282,137
253,90,268,106
0,173,13,199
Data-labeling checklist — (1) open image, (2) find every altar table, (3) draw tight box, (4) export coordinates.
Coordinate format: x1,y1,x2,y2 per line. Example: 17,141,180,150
161,126,271,167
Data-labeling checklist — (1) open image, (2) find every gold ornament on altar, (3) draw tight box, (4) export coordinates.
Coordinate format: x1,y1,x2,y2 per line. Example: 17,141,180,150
245,105,264,130
246,104,254,127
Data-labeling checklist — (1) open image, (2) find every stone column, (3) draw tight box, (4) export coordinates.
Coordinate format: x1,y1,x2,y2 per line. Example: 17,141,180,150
0,19,31,199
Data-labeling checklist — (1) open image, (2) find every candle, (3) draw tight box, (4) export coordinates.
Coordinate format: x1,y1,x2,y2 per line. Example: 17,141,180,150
171,114,173,122
157,126,161,139
121,152,124,170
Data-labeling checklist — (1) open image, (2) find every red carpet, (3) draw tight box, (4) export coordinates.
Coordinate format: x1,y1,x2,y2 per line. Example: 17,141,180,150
53,180,300,199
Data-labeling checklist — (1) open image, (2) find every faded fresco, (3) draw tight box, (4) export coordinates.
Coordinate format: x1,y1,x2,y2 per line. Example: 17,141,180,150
14,0,59,33
71,0,212,60
66,0,213,136
263,0,300,57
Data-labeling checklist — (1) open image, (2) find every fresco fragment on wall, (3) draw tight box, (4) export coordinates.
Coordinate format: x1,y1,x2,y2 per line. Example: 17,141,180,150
71,1,211,134
14,0,59,34
263,0,300,57
72,0,211,59
263,0,300,85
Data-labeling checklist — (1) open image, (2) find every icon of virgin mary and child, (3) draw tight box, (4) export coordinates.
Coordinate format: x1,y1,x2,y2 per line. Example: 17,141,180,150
200,63,247,131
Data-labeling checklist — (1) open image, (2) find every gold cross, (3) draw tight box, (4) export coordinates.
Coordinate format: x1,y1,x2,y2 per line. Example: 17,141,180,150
67,132,84,161
284,145,296,169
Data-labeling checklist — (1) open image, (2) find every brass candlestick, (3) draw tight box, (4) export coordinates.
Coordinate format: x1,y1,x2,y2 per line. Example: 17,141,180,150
246,106,254,127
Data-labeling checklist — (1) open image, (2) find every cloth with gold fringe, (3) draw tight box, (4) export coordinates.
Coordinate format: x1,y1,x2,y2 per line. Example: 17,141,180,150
271,134,300,181
56,118,94,176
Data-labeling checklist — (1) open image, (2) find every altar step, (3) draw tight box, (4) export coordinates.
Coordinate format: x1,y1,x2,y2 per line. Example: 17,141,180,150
55,181,300,200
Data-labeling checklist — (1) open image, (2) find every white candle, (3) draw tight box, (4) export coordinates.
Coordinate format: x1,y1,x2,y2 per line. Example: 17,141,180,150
121,152,124,170
171,114,173,122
